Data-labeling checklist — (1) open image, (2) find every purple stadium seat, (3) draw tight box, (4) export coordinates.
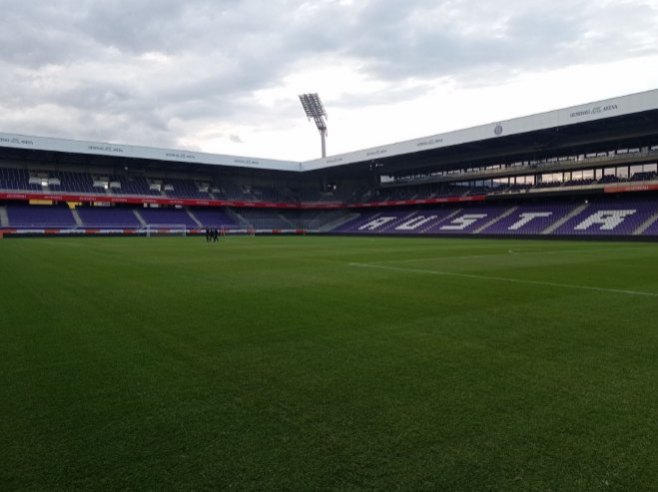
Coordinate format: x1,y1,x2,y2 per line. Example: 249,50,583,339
553,200,658,236
6,204,77,228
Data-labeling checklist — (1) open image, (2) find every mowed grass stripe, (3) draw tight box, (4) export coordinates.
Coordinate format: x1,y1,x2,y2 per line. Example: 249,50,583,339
1,236,657,490
349,261,658,297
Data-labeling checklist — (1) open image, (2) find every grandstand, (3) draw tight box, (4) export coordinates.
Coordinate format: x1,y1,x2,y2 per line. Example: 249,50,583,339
1,88,658,238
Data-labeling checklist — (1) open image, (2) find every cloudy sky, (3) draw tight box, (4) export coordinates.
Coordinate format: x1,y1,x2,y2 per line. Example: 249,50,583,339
1,0,658,162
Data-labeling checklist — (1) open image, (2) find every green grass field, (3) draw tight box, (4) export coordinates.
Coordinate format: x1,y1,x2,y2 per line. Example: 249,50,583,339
1,235,657,490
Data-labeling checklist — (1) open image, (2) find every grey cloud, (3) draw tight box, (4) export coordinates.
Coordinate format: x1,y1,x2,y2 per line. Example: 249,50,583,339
342,2,588,79
80,0,188,54
0,0,656,150
302,0,658,83
331,81,438,109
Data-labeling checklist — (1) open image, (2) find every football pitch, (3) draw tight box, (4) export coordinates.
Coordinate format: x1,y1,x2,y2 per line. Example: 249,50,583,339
1,235,657,490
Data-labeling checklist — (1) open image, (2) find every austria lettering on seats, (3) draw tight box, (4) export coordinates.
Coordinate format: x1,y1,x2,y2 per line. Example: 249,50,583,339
441,214,488,231
396,215,438,230
347,206,645,235
509,212,553,230
574,210,636,231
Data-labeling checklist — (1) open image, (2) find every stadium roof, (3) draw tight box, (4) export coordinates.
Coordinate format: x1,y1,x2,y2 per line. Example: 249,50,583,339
1,88,657,174
0,132,301,172
302,88,658,172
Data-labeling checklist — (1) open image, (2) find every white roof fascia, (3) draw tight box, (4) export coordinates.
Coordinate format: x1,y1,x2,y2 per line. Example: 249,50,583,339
301,88,658,171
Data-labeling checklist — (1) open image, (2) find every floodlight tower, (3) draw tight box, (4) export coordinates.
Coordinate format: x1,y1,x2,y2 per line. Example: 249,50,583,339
299,93,328,158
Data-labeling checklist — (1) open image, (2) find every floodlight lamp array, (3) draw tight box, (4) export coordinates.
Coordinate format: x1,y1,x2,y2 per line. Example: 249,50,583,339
299,93,327,119
299,92,328,158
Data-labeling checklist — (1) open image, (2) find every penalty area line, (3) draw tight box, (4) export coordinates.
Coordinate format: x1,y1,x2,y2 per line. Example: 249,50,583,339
348,262,658,298
370,245,649,265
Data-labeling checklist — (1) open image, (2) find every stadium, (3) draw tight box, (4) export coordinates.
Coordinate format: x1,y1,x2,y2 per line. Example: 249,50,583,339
2,89,658,238
2,89,658,490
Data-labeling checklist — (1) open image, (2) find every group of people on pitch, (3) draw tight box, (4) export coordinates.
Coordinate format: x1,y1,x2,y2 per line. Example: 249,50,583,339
205,228,221,243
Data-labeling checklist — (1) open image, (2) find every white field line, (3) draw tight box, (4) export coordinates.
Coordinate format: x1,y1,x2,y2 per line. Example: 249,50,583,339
348,262,658,298
370,245,654,265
